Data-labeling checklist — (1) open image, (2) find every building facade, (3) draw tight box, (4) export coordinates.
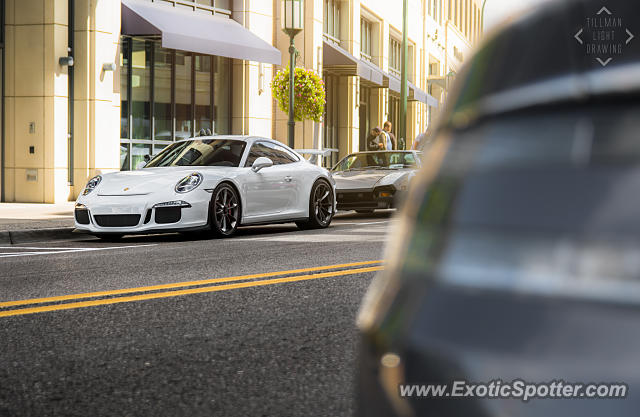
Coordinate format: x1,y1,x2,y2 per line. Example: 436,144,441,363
0,0,480,203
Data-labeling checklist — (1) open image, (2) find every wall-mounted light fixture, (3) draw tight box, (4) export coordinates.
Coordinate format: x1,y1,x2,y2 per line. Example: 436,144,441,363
102,62,116,71
59,56,74,67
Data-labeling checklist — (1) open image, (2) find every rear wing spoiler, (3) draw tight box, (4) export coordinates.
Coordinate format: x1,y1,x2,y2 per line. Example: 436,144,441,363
295,148,339,164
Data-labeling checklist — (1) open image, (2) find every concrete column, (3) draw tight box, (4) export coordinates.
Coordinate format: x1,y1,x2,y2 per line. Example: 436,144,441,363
72,0,121,199
337,75,358,156
4,0,70,202
232,0,275,138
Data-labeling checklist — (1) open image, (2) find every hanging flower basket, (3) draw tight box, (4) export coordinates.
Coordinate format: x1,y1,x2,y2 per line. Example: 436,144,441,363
271,67,325,122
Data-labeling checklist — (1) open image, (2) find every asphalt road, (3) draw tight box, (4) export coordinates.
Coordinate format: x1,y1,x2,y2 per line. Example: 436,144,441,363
0,211,394,417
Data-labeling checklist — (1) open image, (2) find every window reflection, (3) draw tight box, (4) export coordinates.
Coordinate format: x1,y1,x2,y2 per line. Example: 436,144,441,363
195,55,212,134
120,40,129,140
120,38,232,170
175,51,192,138
154,44,172,141
214,56,230,134
132,144,152,170
131,39,151,139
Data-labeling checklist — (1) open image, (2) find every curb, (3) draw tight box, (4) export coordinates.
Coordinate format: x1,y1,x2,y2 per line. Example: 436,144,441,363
0,227,78,245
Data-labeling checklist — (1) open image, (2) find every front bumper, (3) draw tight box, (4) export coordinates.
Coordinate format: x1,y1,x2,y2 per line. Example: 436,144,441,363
74,192,210,235
336,188,406,211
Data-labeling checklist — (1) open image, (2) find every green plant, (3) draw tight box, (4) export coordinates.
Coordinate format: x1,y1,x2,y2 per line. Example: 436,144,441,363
271,67,326,122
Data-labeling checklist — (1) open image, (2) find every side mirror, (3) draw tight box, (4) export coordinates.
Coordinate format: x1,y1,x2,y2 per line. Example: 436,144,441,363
251,157,273,173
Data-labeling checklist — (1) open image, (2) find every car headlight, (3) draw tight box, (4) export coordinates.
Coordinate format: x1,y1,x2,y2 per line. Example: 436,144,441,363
82,175,102,195
175,173,203,193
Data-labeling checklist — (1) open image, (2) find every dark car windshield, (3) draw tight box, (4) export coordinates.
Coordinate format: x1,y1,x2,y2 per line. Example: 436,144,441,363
145,139,246,168
332,152,417,171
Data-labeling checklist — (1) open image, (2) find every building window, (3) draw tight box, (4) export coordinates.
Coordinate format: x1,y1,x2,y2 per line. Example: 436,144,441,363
408,44,415,83
120,37,232,171
389,95,399,146
175,51,192,139
195,55,212,134
323,0,340,41
472,6,476,41
213,55,231,136
465,0,469,36
131,39,152,140
360,18,372,60
190,0,232,15
120,40,130,142
389,37,401,76
154,44,173,142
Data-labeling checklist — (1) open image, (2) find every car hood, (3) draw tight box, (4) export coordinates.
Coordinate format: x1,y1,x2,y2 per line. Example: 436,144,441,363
332,169,414,190
96,167,208,196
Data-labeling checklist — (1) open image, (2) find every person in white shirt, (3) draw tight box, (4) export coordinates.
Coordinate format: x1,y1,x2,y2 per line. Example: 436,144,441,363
380,129,393,150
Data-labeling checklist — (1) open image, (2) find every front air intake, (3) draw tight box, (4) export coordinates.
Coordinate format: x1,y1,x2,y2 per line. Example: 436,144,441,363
93,214,141,227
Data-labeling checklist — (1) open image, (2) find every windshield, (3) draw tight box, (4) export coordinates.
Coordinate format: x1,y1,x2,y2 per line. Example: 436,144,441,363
145,139,246,168
332,152,418,171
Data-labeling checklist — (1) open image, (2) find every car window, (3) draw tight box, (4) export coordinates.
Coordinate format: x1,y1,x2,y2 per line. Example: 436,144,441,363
333,152,418,171
244,142,299,167
145,139,246,167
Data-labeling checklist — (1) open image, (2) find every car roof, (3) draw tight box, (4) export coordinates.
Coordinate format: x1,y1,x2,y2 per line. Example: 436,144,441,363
443,0,640,129
173,135,287,147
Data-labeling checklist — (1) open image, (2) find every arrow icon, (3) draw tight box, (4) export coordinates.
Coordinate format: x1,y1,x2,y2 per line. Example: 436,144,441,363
596,57,613,66
597,7,612,15
574,28,584,44
627,29,635,45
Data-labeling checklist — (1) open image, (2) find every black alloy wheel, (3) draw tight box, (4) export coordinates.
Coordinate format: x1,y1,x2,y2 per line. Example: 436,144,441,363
211,183,240,237
296,180,334,230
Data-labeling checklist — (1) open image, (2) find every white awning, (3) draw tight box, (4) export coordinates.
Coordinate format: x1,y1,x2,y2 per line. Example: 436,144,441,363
384,73,438,108
322,40,384,87
122,0,281,65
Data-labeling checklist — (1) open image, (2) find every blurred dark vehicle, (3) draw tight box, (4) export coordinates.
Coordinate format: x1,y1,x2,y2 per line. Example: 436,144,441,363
332,151,421,213
356,0,640,416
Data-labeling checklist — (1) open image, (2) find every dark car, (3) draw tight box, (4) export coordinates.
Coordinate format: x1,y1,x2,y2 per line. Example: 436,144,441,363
356,0,640,416
332,151,421,213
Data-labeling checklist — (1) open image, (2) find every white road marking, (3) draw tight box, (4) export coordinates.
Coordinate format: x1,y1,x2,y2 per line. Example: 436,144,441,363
0,246,100,250
0,244,158,258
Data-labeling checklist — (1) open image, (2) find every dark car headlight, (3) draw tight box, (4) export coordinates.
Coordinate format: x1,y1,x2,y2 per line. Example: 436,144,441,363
374,185,396,199
175,173,203,193
82,175,102,195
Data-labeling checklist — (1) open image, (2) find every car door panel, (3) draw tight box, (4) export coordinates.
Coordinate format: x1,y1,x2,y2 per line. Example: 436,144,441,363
240,141,303,221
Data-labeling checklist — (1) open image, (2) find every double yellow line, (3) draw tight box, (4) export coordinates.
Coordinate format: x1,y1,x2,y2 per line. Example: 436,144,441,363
0,260,384,318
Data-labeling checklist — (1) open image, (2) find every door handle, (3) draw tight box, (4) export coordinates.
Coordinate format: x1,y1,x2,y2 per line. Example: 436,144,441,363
284,176,293,182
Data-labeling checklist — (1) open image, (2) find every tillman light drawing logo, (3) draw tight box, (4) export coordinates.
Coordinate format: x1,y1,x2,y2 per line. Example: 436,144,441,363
574,6,634,67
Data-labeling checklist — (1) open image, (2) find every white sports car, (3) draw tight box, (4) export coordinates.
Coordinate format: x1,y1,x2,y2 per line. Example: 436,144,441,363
75,136,336,239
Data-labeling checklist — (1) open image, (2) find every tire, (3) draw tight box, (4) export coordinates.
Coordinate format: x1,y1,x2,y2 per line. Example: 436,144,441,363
356,210,375,214
296,179,334,230
94,233,123,241
210,182,240,237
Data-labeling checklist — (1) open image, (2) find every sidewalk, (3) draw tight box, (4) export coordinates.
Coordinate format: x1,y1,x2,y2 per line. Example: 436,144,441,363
0,202,77,244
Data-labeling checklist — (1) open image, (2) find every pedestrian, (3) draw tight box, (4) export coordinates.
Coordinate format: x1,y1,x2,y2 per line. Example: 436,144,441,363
383,121,397,150
412,128,431,151
379,127,392,150
367,127,382,151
